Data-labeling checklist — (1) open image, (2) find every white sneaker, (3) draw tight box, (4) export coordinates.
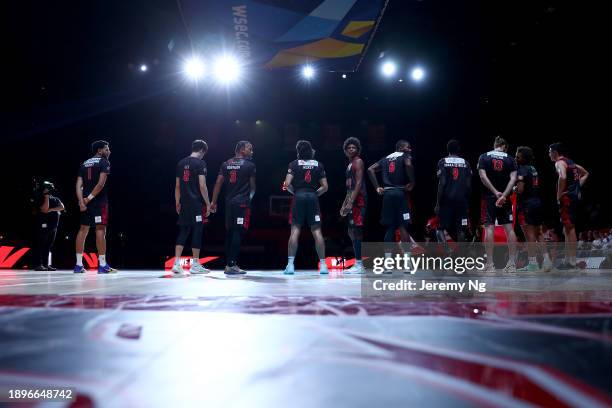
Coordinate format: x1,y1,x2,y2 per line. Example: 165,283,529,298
542,259,553,272
482,263,496,275
189,263,211,275
503,262,517,273
345,264,364,274
284,264,295,275
171,263,184,274
319,263,329,275
173,269,191,278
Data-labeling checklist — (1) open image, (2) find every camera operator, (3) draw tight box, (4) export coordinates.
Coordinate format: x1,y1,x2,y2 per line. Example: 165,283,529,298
33,181,64,271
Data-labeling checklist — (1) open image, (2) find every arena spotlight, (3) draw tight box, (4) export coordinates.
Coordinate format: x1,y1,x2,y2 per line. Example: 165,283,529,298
184,57,205,81
342,73,347,79
139,64,148,72
381,61,397,77
302,65,315,80
213,55,241,84
411,67,425,82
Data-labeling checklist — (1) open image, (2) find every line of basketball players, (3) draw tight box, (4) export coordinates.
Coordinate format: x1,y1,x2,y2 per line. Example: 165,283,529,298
73,136,588,275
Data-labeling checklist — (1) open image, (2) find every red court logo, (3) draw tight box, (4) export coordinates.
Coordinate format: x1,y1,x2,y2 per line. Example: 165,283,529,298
0,246,30,269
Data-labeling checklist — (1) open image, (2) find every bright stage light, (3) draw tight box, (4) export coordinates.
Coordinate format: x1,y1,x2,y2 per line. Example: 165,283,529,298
411,67,425,81
213,55,241,84
184,57,205,81
302,65,315,79
342,74,347,79
381,61,397,77
139,64,148,72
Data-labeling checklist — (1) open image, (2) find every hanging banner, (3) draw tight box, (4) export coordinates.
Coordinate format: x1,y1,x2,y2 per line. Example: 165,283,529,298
179,0,389,70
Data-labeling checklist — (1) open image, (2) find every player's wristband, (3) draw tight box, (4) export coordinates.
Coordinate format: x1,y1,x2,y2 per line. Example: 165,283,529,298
87,194,95,201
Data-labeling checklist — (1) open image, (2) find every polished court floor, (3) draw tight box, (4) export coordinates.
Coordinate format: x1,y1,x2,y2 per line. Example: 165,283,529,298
1,269,611,408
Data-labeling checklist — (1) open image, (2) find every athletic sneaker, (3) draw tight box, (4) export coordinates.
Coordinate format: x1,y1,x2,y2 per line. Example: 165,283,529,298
541,259,553,272
283,264,295,275
481,263,496,275
33,265,48,271
345,264,364,274
172,269,191,278
319,263,329,275
224,266,244,275
556,263,578,271
73,265,86,274
45,265,57,271
189,263,210,275
503,263,517,273
98,264,117,274
171,263,184,274
234,265,247,274
517,263,539,272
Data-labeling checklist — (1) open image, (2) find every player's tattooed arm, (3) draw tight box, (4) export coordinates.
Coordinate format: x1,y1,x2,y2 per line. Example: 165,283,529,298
340,192,352,216
367,162,383,195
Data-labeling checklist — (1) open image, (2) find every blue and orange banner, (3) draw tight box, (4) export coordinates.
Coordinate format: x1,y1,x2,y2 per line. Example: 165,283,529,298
179,0,389,70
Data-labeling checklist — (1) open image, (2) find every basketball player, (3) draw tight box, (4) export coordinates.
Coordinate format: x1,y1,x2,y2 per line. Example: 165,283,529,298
74,140,116,273
210,141,256,275
282,140,328,275
171,140,212,277
435,140,472,247
477,136,518,272
367,140,416,263
515,146,553,272
549,142,589,270
340,137,366,274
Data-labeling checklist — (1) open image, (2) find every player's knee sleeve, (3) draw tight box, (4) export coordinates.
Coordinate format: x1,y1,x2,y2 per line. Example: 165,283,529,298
191,223,204,249
176,225,191,246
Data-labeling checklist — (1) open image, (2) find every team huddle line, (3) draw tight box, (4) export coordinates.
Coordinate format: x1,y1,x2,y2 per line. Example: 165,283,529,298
33,136,587,276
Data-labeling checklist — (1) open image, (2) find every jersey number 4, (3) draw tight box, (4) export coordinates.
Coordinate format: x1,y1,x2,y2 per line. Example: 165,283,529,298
229,170,237,184
492,159,504,171
304,170,312,183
